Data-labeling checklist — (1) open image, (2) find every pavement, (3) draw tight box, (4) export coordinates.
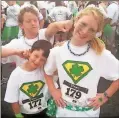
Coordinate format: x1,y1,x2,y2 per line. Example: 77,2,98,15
1,62,119,118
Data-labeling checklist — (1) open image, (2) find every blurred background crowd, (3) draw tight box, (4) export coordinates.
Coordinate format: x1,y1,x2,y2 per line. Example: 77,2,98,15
1,0,119,58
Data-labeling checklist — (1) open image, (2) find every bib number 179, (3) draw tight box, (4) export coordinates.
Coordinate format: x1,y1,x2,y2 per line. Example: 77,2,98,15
65,87,81,99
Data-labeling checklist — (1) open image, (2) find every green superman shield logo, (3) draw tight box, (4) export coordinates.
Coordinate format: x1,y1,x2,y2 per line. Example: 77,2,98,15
62,60,92,84
20,80,45,98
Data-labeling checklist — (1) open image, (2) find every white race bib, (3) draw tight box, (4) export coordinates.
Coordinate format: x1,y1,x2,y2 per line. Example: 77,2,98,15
22,93,47,113
62,80,89,107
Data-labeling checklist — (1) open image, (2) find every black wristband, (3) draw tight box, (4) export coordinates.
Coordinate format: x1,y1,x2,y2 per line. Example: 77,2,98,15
104,92,110,99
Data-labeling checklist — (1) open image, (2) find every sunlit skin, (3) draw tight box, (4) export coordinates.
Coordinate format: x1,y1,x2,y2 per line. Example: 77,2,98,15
71,14,98,46
23,50,47,71
20,12,40,39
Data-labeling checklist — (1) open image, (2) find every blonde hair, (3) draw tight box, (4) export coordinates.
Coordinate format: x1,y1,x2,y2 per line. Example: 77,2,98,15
18,5,39,24
74,7,105,55
18,5,39,35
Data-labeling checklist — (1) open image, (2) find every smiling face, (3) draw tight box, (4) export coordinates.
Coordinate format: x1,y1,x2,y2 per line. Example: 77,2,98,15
73,14,98,45
71,7,104,46
28,49,46,70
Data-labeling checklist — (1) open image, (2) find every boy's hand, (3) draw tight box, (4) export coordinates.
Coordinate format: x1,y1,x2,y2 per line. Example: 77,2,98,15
56,20,73,33
51,89,66,108
15,113,24,118
88,93,108,110
15,49,29,59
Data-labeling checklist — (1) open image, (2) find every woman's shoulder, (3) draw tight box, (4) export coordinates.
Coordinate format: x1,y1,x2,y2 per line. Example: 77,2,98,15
101,49,112,56
99,48,118,61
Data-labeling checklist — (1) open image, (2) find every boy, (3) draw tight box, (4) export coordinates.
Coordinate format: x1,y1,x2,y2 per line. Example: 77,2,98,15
4,40,52,118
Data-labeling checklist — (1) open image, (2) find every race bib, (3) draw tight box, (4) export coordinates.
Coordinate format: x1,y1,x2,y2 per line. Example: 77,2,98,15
22,93,46,113
62,80,89,107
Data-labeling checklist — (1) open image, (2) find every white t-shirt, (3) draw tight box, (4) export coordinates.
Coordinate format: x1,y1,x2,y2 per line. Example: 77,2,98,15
46,2,55,14
4,66,50,114
2,28,54,66
37,1,47,9
5,4,20,27
44,41,119,117
49,6,72,21
107,2,119,30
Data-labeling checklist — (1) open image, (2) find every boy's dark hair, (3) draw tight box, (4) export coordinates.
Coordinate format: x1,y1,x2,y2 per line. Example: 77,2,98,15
31,40,52,58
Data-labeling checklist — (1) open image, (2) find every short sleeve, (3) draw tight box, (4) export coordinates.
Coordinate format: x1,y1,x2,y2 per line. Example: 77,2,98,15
2,39,19,64
44,47,58,75
99,49,119,81
4,69,20,103
2,39,19,49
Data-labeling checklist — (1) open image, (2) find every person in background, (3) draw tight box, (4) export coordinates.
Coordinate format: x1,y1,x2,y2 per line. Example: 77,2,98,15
1,1,20,41
1,10,6,32
67,1,77,13
49,1,72,44
106,1,119,55
46,1,55,15
37,1,49,28
78,1,85,12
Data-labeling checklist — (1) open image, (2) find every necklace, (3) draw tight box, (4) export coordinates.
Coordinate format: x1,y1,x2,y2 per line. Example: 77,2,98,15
24,34,39,47
67,40,90,56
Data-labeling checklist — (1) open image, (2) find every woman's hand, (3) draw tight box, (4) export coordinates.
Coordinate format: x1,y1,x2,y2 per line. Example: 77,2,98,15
56,20,73,33
88,93,108,110
51,89,66,108
46,20,73,39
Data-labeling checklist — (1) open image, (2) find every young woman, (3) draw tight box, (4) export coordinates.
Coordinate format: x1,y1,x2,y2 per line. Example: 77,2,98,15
2,5,73,66
44,7,119,117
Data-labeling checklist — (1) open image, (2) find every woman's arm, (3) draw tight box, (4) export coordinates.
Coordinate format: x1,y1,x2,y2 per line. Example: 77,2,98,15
45,20,73,40
88,79,119,110
44,73,66,107
105,79,119,98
